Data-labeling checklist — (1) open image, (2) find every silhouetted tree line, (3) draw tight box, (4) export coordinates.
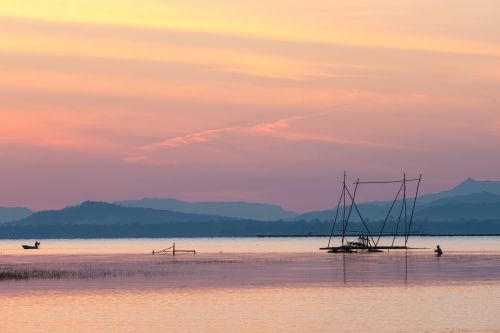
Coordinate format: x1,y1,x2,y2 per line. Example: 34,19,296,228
0,219,499,239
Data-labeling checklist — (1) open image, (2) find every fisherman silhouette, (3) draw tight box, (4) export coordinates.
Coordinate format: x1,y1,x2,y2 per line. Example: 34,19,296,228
435,245,443,257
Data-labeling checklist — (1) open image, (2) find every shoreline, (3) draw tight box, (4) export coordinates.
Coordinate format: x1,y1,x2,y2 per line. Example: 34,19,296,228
1,234,500,240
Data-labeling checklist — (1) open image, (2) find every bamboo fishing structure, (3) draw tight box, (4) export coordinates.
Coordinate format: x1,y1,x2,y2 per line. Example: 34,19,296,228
320,172,423,253
152,243,196,255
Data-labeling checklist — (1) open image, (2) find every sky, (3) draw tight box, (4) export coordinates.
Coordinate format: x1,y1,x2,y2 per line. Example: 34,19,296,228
1,0,500,212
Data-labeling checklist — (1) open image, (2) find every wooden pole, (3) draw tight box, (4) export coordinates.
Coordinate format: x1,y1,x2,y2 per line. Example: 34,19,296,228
327,186,344,248
342,171,346,246
405,174,422,245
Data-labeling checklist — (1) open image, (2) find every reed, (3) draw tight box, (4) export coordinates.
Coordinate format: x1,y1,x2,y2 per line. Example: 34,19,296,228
0,267,112,281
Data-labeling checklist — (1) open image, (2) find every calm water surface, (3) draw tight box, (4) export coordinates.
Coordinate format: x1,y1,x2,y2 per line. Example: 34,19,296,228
1,237,499,332
1,236,499,254
2,284,499,333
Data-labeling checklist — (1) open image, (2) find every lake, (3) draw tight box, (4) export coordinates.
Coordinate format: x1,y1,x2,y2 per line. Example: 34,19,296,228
1,237,499,332
1,236,500,255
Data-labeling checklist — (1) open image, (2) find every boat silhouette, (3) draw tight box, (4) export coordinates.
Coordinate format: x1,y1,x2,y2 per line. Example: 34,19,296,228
22,241,40,249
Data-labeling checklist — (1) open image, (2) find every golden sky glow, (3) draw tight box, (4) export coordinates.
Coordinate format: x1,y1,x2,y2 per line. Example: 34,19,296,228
1,1,500,211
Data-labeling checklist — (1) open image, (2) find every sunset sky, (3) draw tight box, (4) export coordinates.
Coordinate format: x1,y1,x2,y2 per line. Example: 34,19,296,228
1,1,500,212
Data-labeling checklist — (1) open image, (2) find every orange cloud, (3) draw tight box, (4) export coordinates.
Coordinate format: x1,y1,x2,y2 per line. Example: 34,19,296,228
3,1,500,57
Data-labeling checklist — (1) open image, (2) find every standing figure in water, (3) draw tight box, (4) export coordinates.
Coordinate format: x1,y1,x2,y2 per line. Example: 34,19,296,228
435,245,443,257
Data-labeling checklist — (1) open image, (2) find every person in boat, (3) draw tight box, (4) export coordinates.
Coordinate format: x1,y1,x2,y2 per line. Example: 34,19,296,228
22,241,41,249
435,245,443,256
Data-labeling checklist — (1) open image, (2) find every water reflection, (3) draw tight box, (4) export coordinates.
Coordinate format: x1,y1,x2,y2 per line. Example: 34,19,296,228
339,251,410,286
1,238,499,333
405,250,408,285
2,250,499,292
343,253,346,285
1,283,499,333
328,249,500,287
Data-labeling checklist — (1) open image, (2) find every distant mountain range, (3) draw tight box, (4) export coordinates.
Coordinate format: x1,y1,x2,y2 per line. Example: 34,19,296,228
13,201,233,226
418,178,500,203
115,198,298,221
297,179,500,222
0,207,33,223
1,178,500,238
416,192,500,221
0,201,315,239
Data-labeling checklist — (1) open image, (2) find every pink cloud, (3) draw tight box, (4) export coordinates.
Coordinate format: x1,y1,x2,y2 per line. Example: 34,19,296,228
249,118,293,133
140,117,299,151
141,127,239,150
140,115,405,154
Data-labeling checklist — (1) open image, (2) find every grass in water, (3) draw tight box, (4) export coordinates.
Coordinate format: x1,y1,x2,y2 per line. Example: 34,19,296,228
0,267,113,281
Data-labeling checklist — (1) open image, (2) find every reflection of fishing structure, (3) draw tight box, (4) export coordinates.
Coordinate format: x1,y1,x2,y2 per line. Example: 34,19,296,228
152,242,196,255
320,173,422,253
338,249,411,285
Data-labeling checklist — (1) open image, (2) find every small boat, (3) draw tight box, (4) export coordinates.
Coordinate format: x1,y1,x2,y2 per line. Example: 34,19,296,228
22,241,40,250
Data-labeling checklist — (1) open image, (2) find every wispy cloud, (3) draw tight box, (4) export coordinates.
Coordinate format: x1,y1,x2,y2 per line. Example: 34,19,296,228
261,131,403,149
122,156,149,162
249,117,299,133
122,155,179,165
137,114,404,156
140,127,239,150
138,117,299,152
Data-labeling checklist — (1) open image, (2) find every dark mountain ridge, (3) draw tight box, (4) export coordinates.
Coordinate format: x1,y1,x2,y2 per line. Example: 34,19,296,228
13,201,233,226
298,180,500,222
2,178,500,238
0,207,33,223
418,178,500,203
115,198,298,221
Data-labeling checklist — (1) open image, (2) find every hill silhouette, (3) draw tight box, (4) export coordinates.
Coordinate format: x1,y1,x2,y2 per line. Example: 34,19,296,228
1,178,500,238
0,201,327,238
0,207,33,223
418,178,500,202
13,201,232,226
115,198,297,221
298,181,500,222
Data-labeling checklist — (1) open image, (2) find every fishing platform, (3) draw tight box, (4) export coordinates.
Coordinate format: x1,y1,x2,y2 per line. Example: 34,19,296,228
152,243,196,255
320,173,422,253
